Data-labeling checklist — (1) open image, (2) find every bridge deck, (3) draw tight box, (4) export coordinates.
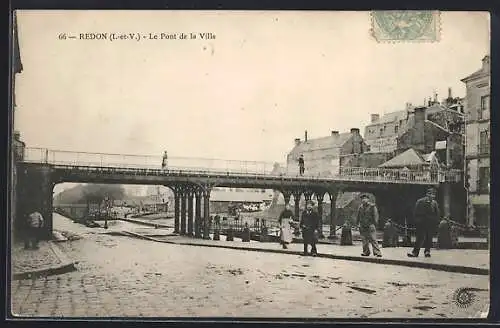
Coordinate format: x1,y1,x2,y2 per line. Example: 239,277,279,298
19,147,463,186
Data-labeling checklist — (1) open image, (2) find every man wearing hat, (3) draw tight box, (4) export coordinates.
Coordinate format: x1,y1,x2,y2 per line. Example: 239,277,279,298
356,193,382,257
300,200,320,256
408,187,440,258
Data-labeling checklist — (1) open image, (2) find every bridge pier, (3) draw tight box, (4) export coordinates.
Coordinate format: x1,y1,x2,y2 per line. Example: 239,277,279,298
328,190,338,239
440,183,451,219
292,190,302,223
17,164,54,240
282,191,291,207
315,191,326,238
195,190,202,238
202,186,212,239
180,191,187,235
173,191,180,234
187,189,194,236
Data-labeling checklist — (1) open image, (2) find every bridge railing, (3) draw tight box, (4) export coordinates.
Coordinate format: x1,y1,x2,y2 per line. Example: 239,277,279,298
21,147,462,184
22,147,287,175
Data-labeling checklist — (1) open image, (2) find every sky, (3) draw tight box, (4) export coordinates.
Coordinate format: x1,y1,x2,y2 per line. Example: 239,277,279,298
15,11,489,168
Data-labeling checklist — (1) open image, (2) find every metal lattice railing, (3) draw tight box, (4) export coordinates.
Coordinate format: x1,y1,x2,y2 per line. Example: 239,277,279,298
20,147,462,184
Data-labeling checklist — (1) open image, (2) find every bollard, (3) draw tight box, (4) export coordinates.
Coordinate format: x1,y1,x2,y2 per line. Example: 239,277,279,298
437,219,452,249
242,226,251,242
260,226,269,242
213,229,220,241
340,225,353,246
226,228,234,241
450,225,459,248
382,220,397,247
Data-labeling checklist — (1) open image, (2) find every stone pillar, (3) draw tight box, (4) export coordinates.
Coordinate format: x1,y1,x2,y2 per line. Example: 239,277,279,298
17,164,54,240
203,187,212,239
282,191,291,207
174,191,180,233
328,190,338,239
195,190,202,238
180,191,187,235
441,183,451,219
293,190,301,222
187,191,194,236
315,191,325,238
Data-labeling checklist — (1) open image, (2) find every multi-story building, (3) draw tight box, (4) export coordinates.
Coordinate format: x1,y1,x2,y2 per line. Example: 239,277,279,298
462,55,490,227
362,94,465,170
286,128,369,176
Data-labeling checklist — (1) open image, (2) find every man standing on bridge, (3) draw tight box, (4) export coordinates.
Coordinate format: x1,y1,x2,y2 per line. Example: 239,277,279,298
356,194,382,257
298,155,305,176
161,151,168,170
408,187,440,258
300,200,320,256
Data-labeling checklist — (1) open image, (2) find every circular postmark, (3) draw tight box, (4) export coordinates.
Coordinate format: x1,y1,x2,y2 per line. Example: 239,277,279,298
373,11,435,41
452,287,476,308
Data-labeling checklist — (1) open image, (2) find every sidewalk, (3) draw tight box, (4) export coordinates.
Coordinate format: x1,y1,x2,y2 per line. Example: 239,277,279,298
11,240,76,280
118,232,490,276
122,216,488,249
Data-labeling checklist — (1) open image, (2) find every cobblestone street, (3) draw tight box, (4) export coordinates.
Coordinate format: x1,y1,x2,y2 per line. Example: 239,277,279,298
11,218,489,319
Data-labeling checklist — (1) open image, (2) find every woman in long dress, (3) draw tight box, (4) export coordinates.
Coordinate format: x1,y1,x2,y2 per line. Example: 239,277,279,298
278,204,294,249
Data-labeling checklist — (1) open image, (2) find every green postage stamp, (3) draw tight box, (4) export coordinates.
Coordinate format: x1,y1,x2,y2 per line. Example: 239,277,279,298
371,11,440,42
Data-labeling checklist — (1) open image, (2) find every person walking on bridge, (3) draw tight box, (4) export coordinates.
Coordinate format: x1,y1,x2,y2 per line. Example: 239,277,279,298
408,187,440,258
356,194,382,257
300,200,320,256
161,151,168,170
298,155,305,176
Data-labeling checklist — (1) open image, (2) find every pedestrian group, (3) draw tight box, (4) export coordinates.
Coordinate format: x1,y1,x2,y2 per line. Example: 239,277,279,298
278,187,441,258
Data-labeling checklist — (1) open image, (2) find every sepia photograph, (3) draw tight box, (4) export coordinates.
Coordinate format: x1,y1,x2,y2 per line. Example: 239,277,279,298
10,10,490,319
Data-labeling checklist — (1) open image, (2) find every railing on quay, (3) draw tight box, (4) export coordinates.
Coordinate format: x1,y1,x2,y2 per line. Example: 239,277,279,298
21,147,462,184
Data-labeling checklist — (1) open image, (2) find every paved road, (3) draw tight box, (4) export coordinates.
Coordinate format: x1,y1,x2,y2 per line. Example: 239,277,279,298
11,226,489,319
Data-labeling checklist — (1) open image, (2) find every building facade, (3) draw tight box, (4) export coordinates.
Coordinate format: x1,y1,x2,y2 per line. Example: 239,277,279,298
462,55,490,227
286,128,369,176
362,96,465,170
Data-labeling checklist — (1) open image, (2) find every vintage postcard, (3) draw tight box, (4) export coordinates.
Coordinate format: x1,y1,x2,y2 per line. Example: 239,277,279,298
10,10,490,319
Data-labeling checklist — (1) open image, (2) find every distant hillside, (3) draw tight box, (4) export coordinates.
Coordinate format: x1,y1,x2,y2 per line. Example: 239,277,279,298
54,184,125,205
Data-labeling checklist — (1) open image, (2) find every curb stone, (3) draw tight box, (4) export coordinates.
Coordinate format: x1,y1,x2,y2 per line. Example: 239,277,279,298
13,241,77,280
116,231,489,276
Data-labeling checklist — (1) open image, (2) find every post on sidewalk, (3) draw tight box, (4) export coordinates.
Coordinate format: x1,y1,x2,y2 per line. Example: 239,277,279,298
340,220,353,246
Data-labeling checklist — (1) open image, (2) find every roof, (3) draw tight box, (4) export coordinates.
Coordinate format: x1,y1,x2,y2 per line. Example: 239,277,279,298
461,68,489,82
367,110,408,126
289,133,352,156
379,148,426,168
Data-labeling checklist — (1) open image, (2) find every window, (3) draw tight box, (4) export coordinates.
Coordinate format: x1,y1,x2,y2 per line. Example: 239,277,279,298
478,167,490,193
394,126,399,133
479,130,489,155
479,95,490,120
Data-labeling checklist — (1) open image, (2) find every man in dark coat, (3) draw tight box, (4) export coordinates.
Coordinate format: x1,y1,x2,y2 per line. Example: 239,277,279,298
300,200,320,256
356,194,382,257
298,155,305,176
408,187,440,258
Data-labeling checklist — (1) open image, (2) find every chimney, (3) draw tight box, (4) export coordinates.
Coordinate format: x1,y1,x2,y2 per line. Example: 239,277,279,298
448,87,452,99
331,130,339,137
482,55,490,71
370,114,380,123
294,138,301,146
413,107,426,146
304,130,308,142
350,128,360,135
